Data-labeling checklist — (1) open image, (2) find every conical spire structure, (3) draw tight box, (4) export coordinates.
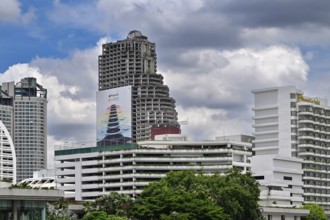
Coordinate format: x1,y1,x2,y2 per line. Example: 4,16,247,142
99,104,130,145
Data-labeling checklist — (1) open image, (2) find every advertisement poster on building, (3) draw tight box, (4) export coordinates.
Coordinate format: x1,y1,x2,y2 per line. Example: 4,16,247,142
96,86,132,145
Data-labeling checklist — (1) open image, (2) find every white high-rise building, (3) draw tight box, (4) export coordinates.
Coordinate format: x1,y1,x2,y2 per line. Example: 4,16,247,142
252,86,330,209
0,77,47,182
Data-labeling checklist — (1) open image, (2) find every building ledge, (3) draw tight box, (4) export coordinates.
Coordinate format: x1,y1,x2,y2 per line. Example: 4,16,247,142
0,189,64,201
261,206,309,216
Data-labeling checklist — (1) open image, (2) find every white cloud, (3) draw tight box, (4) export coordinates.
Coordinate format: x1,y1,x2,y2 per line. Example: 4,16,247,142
0,63,96,130
0,0,35,25
161,45,309,139
164,45,308,106
31,38,108,100
96,0,203,31
0,0,21,22
48,0,204,36
0,39,107,168
242,25,330,47
177,106,251,140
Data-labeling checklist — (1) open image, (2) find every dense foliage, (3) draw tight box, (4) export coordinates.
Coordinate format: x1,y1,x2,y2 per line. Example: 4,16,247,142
131,169,264,220
81,211,127,220
48,197,73,220
9,182,32,189
82,192,133,219
301,204,327,220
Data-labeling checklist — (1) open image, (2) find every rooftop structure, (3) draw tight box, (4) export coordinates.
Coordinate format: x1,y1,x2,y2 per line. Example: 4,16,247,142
20,177,57,190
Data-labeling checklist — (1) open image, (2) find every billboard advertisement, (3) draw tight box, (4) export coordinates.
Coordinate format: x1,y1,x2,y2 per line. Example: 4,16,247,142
96,86,132,145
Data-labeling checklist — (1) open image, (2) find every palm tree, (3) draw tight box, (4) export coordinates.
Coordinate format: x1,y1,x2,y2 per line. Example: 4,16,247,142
55,197,69,210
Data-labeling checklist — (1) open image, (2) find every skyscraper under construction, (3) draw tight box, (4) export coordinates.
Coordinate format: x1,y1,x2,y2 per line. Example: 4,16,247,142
98,30,180,143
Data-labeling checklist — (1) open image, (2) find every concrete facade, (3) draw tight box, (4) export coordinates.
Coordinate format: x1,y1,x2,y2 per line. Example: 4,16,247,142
55,135,252,201
0,188,63,220
0,77,47,182
251,155,304,207
0,120,16,184
261,207,309,220
98,30,180,143
252,86,330,210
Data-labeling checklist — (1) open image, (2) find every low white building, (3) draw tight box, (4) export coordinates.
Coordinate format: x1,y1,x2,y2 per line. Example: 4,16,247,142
55,135,252,201
261,207,309,220
0,188,63,220
251,155,304,208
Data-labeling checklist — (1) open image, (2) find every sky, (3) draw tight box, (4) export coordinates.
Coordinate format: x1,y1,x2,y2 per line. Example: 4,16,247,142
1,0,330,167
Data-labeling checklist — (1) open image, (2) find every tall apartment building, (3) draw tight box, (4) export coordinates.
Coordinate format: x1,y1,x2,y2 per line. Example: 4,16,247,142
252,86,330,209
98,30,180,143
0,77,47,182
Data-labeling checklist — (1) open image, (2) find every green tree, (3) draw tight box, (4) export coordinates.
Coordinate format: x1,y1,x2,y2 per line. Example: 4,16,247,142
95,192,134,216
82,211,108,220
55,197,69,210
82,192,133,219
82,211,127,220
131,169,263,220
301,204,327,220
83,201,97,213
208,169,263,220
48,197,72,220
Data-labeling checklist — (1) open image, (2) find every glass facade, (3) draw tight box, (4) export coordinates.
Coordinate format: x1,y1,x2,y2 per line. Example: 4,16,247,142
0,200,46,220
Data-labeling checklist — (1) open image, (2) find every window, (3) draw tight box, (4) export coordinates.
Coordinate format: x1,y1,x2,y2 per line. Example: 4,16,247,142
284,176,292,181
291,135,297,141
254,176,265,180
281,215,285,220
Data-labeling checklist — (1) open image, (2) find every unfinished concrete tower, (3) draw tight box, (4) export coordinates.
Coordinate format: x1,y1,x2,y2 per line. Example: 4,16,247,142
98,30,180,142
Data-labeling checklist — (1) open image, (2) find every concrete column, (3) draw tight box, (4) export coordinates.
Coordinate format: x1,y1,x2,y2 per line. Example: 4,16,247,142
42,204,46,220
75,158,82,201
12,201,17,220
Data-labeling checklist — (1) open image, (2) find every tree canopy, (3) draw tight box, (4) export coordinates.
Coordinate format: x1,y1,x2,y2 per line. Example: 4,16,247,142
131,169,264,220
301,204,327,220
48,197,72,220
82,211,127,220
82,192,133,219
